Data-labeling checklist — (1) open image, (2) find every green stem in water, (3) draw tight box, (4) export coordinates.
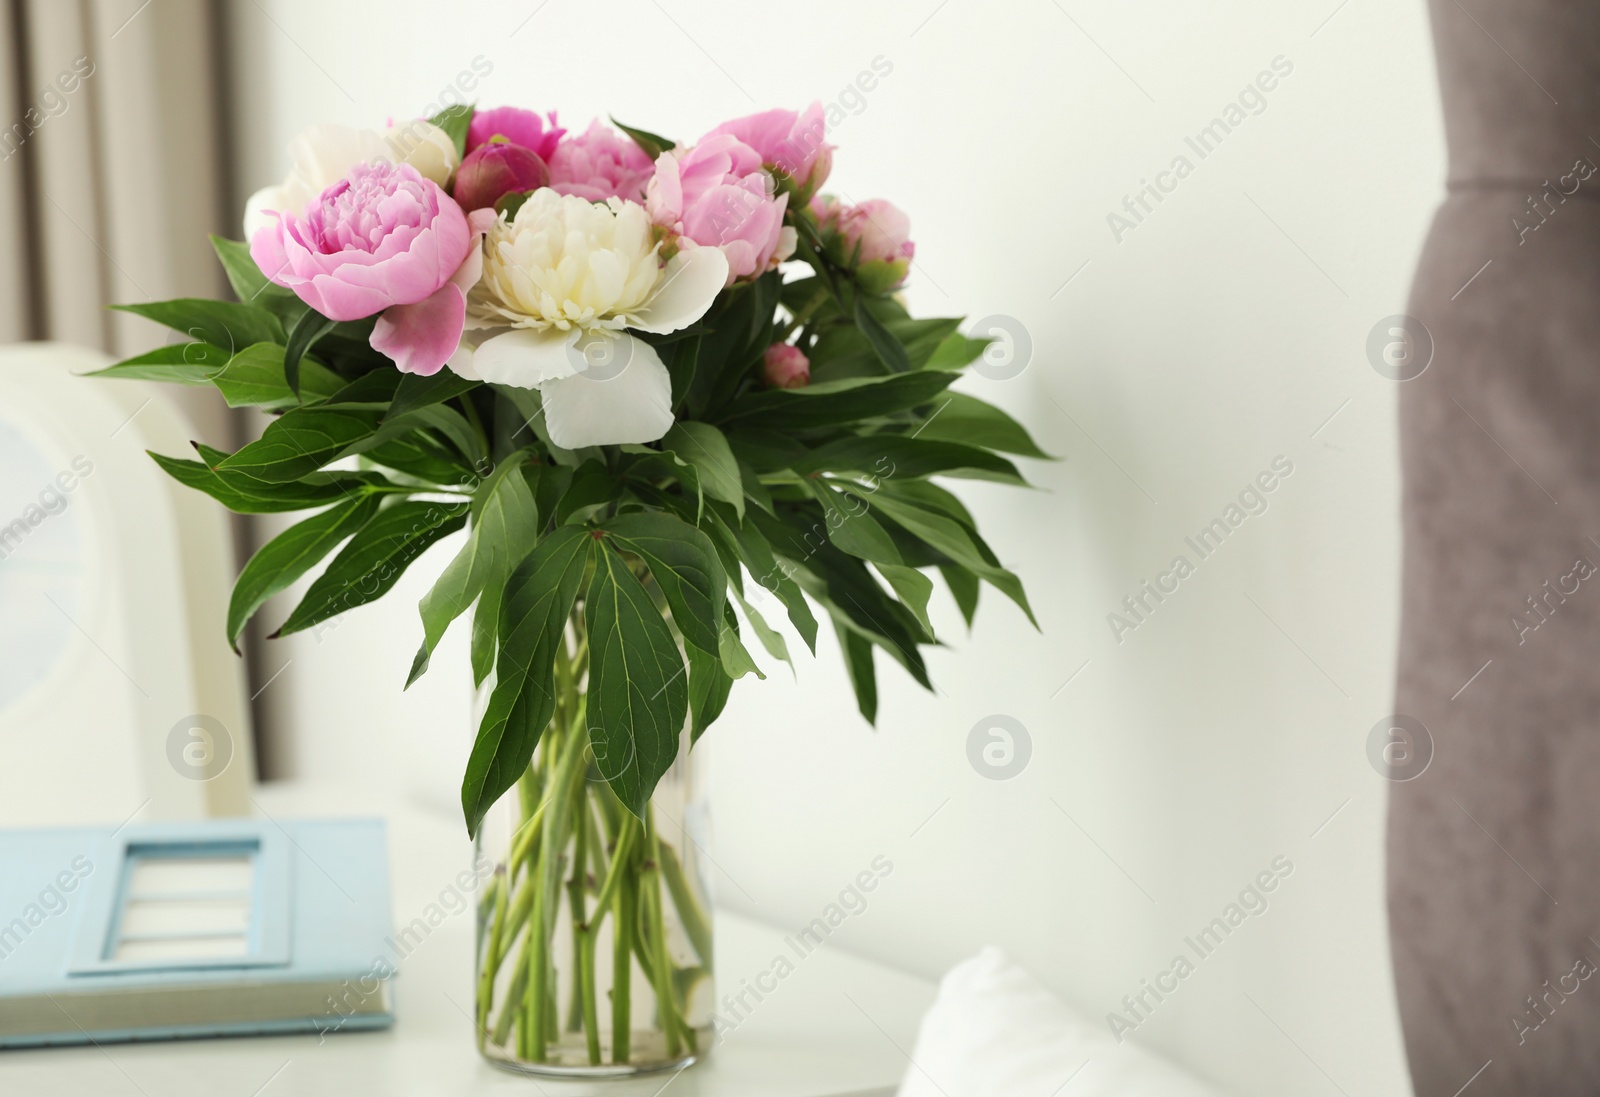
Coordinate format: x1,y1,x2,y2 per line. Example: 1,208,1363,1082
612,869,635,1064
564,782,589,1035
658,840,713,974
526,716,590,1062
642,810,684,1058
579,917,601,1065
490,918,533,1048
475,869,508,1040
525,826,547,1060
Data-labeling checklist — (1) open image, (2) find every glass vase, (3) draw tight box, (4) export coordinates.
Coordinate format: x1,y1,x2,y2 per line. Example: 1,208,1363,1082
472,607,714,1076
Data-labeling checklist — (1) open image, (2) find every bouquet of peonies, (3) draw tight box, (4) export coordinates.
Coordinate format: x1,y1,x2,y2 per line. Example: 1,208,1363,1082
95,100,1042,1070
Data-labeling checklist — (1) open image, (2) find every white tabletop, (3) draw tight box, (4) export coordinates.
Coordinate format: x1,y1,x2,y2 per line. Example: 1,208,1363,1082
0,781,934,1096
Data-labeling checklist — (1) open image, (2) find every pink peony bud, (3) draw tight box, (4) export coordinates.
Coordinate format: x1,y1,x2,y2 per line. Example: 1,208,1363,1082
827,198,914,294
762,343,810,389
452,141,550,212
466,107,564,162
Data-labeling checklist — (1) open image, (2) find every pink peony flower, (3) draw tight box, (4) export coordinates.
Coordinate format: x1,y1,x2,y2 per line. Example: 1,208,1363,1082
453,141,550,212
703,103,832,195
548,120,655,203
646,134,794,284
816,196,915,293
250,161,482,375
762,343,810,389
466,107,564,163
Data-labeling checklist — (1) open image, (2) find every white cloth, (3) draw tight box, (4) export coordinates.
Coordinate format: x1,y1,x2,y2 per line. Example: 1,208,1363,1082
896,948,1225,1097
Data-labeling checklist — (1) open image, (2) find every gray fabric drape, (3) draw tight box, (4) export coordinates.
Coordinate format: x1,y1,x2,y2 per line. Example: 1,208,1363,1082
1390,1,1600,1092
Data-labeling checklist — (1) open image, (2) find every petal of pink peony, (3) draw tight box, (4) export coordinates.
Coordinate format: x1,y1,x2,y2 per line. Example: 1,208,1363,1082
370,281,467,376
449,230,484,294
704,108,795,157
645,152,684,226
305,273,393,321
467,107,565,162
249,217,294,288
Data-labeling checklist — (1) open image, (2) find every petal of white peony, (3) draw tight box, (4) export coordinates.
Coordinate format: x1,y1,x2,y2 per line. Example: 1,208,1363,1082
630,246,728,334
472,328,579,388
289,124,389,192
539,335,674,448
384,120,458,187
243,184,289,240
445,341,480,380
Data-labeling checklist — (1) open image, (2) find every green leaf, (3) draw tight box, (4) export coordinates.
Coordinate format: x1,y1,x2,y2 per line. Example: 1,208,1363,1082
495,190,534,219
853,293,911,373
724,428,808,472
210,235,297,310
216,406,383,483
602,512,727,657
211,235,270,301
609,116,673,160
284,308,338,397
361,436,473,485
586,543,690,818
846,485,1036,626
923,330,992,372
738,457,774,515
706,502,819,653
886,479,978,527
663,331,701,408
663,422,743,521
275,499,469,637
226,494,381,650
837,623,877,724
524,462,574,528
149,451,389,514
112,299,284,354
731,589,786,668
381,403,486,469
627,449,703,522
720,370,957,430
408,454,540,686
462,525,591,838
389,370,480,422
753,511,930,688
797,435,1026,485
685,642,733,745
876,562,934,637
84,342,230,384
685,275,780,416
820,310,963,374
717,601,764,680
427,103,474,159
940,564,980,627
555,460,618,525
912,392,1051,459
211,342,344,408
469,576,503,688
327,368,402,406
807,481,902,565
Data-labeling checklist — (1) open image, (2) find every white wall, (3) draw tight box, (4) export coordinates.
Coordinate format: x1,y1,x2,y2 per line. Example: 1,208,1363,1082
226,2,1443,1093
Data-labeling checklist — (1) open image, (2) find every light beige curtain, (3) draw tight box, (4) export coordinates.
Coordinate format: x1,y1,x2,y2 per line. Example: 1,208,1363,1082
0,0,284,770
0,0,233,443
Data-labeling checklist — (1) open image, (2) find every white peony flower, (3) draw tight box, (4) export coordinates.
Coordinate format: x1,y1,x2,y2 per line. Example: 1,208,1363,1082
242,120,459,239
453,188,727,449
